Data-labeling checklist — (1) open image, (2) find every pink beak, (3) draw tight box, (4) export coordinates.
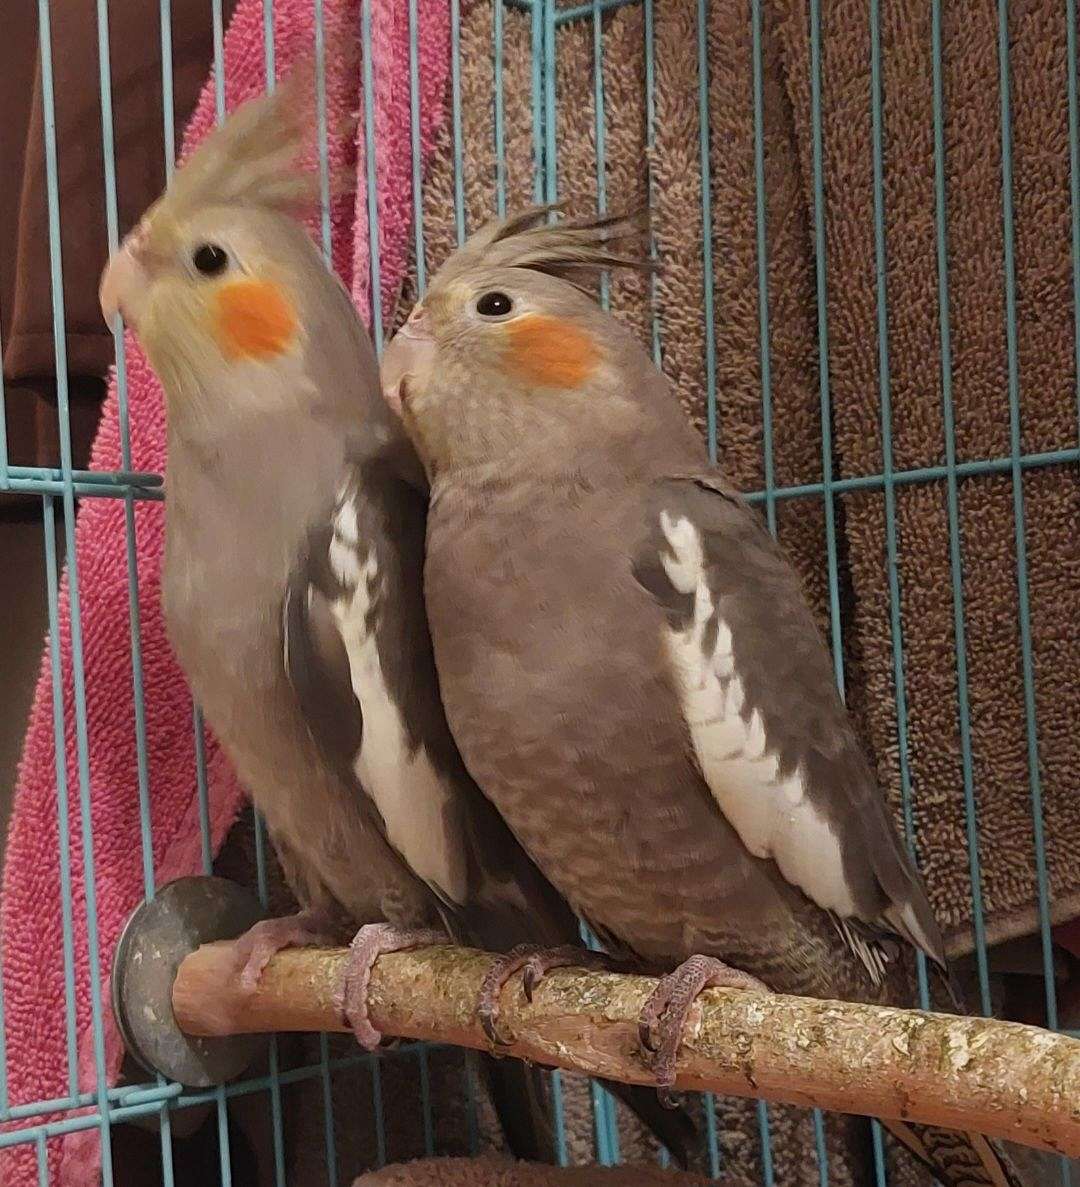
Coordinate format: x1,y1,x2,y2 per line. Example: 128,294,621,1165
99,229,149,328
380,305,435,417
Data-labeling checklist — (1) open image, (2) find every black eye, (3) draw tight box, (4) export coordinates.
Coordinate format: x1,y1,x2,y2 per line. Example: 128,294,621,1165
192,243,229,276
475,291,513,318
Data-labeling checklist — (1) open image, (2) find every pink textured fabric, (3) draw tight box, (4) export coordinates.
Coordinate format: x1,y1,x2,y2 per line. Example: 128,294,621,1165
0,2,453,1184
352,0,451,329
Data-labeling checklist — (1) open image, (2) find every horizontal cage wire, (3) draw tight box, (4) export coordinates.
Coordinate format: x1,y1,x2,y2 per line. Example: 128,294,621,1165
0,0,1077,1185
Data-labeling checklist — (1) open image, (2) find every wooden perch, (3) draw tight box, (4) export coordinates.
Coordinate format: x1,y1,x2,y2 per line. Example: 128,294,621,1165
174,941,1080,1156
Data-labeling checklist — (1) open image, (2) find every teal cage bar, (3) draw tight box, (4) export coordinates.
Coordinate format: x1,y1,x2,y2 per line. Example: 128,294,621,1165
0,0,1076,1183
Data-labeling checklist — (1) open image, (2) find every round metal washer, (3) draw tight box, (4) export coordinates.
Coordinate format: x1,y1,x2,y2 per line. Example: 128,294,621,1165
112,875,268,1088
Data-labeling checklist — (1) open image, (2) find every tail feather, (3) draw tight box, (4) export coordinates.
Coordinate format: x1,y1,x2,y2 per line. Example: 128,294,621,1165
885,1119,1028,1187
477,1052,558,1163
599,1080,697,1169
476,1054,698,1167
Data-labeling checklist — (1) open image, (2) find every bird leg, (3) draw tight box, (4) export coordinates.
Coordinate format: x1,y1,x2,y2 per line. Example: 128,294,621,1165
334,923,446,1050
477,944,613,1045
639,955,769,1090
233,910,342,993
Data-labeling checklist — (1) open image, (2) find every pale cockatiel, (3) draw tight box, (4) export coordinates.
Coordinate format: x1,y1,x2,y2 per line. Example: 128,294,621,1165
381,208,1031,1187
97,90,696,1166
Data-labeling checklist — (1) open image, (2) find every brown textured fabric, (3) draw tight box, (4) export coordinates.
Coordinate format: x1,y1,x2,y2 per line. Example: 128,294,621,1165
1,0,233,474
767,0,1080,959
354,1157,720,1186
394,0,1080,1183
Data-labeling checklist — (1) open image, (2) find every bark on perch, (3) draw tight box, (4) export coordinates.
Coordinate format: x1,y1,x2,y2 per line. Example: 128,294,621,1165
173,941,1080,1156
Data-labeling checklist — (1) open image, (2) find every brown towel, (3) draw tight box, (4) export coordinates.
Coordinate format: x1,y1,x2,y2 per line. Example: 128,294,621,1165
353,1158,718,1186
767,0,1080,960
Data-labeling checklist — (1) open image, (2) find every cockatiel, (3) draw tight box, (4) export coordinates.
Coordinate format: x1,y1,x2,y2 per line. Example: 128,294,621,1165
97,87,695,1166
380,207,1032,1187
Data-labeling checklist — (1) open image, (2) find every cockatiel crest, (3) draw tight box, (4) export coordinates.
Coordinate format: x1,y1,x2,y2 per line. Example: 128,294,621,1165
430,205,654,289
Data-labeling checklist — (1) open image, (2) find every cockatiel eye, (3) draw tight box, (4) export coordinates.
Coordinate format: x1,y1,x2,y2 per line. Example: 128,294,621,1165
475,291,514,318
192,243,230,277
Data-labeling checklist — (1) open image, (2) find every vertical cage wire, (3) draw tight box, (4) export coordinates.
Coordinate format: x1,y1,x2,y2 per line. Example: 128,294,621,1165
585,6,622,1166
256,0,290,1135
807,0,838,1178
37,0,117,1178
408,0,428,290
869,0,928,1020
201,12,237,1184
929,0,992,1017
867,0,914,1177
748,4,778,1170
994,0,1057,1032
42,497,79,1106
314,25,341,1176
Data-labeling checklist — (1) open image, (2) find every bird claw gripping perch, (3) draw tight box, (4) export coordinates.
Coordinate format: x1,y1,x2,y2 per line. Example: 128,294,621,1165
477,944,612,1047
233,909,342,992
333,923,447,1050
638,954,769,1090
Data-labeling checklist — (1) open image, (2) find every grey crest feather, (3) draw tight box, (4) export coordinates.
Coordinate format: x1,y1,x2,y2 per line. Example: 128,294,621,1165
436,205,656,292
167,70,319,216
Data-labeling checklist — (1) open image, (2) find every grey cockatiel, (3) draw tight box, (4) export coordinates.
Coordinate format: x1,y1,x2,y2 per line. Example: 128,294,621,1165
380,207,1032,1187
97,88,695,1166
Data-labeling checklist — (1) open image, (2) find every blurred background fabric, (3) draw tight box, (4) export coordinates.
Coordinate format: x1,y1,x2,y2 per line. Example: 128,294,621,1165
1,0,237,477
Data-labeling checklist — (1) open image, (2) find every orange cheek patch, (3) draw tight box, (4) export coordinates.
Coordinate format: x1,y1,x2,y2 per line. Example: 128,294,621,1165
213,279,299,361
503,313,601,388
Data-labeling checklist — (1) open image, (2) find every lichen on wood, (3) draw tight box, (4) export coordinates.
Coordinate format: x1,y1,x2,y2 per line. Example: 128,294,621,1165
172,940,1080,1156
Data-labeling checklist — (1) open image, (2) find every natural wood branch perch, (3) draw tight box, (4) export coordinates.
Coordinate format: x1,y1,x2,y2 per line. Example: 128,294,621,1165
174,941,1080,1156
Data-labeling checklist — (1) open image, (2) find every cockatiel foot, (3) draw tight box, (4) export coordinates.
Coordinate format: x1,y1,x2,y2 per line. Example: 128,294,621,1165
334,924,446,1051
639,955,768,1090
234,911,341,993
478,944,611,1045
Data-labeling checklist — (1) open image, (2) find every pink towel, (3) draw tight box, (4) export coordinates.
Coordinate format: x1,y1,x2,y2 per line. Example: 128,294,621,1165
0,2,452,1184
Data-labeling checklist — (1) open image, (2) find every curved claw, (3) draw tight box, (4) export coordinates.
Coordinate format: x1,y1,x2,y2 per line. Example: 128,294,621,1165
638,955,768,1089
477,944,601,1047
479,1002,510,1049
522,956,547,1003
638,1018,660,1054
478,944,536,1047
335,923,446,1051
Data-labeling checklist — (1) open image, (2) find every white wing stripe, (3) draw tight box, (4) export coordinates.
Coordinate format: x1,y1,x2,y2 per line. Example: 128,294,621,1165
328,529,468,906
658,512,857,918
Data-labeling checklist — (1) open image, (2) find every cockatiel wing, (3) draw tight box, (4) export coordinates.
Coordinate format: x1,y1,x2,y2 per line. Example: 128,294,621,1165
633,475,1034,1186
285,456,702,1170
283,456,474,916
633,473,946,979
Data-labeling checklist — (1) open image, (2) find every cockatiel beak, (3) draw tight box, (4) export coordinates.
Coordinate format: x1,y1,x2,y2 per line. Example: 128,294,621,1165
380,304,435,416
99,224,150,330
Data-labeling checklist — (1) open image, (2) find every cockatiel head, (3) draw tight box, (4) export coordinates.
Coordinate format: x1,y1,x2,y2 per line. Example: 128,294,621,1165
381,208,698,479
99,74,369,441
